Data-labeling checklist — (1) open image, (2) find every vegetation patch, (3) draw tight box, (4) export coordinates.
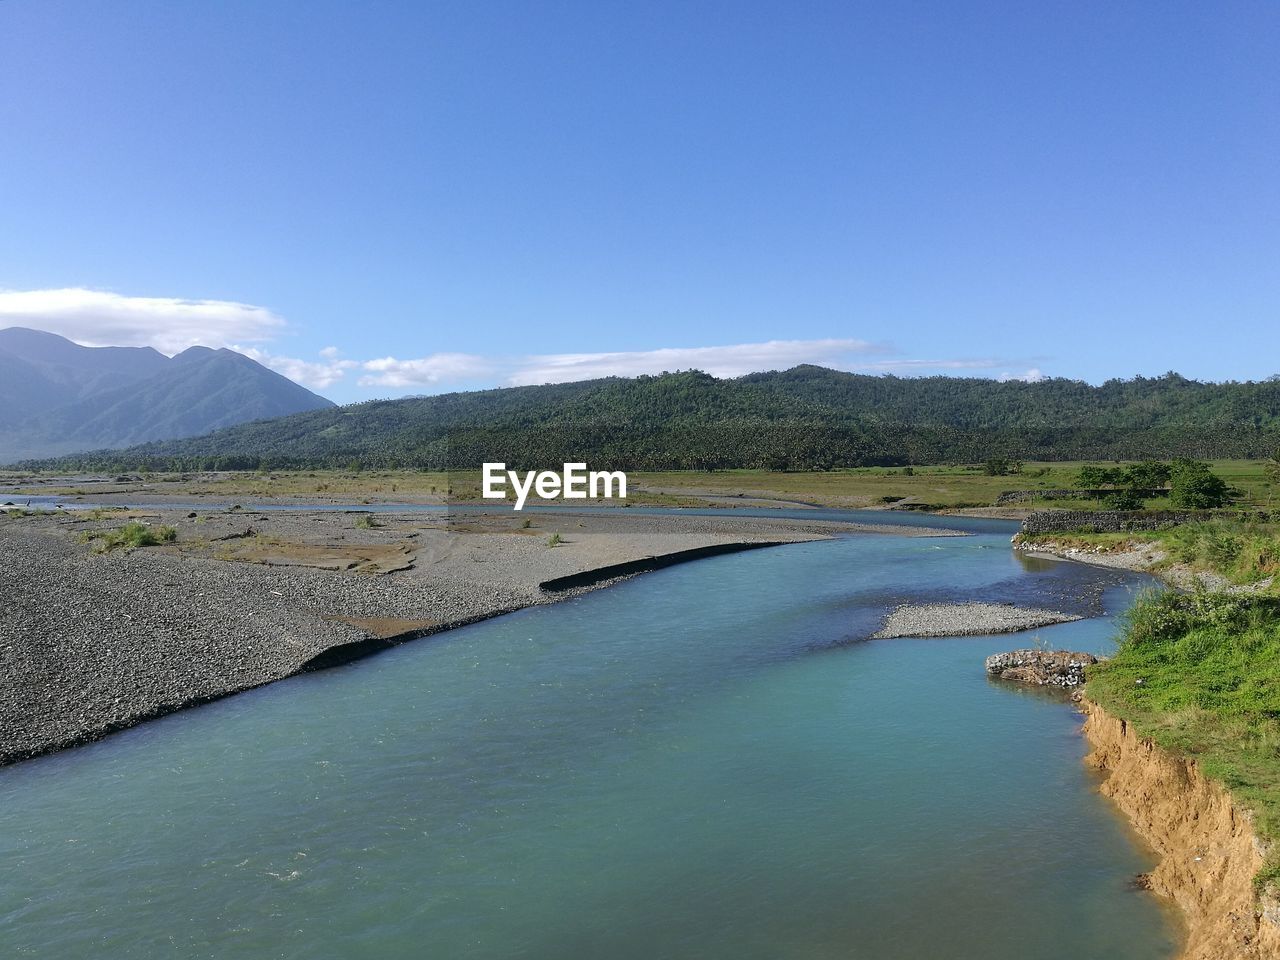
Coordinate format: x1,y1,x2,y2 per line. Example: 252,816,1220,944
1021,518,1280,587
79,521,177,554
1088,591,1280,890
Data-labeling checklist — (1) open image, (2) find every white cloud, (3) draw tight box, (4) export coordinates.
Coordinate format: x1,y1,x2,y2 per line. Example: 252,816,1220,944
243,338,1036,394
504,339,875,386
0,287,1049,393
358,353,496,388
998,367,1046,383
236,346,358,390
0,287,285,354
851,358,1005,373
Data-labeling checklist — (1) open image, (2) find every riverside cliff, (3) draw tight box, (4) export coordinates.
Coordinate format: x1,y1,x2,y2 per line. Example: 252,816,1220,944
1083,700,1280,960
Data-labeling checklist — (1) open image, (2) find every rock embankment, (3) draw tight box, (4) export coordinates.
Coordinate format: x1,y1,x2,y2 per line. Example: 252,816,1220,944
985,649,1098,687
1083,700,1280,960
872,602,1081,639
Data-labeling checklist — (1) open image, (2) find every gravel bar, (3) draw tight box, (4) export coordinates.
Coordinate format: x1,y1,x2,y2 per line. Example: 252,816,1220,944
1,507,964,765
872,601,1082,639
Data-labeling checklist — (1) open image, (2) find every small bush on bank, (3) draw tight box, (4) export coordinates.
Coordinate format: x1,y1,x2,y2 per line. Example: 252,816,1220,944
79,522,177,554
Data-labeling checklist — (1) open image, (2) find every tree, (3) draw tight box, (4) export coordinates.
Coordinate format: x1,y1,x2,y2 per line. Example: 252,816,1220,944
1075,465,1108,488
1169,459,1231,509
1076,465,1125,489
1125,460,1172,490
1103,489,1144,510
984,457,1011,476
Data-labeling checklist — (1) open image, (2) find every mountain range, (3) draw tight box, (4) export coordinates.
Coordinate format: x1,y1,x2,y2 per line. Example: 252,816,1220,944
21,362,1280,471
0,327,333,461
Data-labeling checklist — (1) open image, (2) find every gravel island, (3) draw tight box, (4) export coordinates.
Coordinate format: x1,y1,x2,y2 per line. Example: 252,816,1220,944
872,601,1082,639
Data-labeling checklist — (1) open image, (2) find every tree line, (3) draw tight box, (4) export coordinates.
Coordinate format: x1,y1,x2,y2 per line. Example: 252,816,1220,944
19,366,1280,473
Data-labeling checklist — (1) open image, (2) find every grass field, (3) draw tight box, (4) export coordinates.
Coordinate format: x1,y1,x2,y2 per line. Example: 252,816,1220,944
3,459,1276,512
633,459,1278,510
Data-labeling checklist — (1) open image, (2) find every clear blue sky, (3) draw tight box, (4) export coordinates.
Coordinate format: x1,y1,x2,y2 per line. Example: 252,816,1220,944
1,0,1276,402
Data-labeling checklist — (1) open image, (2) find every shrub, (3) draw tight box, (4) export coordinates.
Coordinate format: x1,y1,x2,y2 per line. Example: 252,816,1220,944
1169,459,1231,509
1102,489,1144,510
79,522,177,554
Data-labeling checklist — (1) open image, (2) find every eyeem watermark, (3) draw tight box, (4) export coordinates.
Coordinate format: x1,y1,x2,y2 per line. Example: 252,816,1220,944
482,462,627,510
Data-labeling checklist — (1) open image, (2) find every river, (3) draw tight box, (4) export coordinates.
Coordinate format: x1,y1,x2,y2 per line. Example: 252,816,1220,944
0,513,1179,958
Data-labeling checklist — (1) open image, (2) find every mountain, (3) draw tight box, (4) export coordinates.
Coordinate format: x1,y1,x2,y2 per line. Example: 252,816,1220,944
23,364,1280,472
0,328,334,461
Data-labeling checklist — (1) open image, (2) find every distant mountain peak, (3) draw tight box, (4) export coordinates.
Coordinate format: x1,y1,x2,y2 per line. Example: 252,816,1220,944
0,327,333,462
171,345,218,362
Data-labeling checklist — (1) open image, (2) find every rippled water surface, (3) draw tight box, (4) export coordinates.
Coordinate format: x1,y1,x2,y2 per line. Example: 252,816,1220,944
0,520,1179,959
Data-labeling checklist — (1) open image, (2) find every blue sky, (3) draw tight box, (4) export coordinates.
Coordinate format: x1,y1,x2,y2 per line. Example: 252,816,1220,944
0,0,1276,402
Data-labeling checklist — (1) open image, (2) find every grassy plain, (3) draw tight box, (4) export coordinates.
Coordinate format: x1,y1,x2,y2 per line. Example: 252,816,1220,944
3,459,1276,511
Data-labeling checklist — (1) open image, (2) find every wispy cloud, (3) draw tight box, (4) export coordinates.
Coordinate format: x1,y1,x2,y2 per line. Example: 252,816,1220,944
0,287,1048,392
0,287,285,354
850,358,1007,373
236,346,358,390
998,367,1046,383
355,339,882,389
358,353,496,388
502,339,876,386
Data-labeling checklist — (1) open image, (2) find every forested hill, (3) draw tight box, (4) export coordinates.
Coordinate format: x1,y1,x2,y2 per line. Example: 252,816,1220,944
19,366,1280,471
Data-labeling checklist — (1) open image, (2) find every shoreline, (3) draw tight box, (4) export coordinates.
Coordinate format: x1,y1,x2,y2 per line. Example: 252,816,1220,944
1008,531,1280,956
1081,698,1280,960
0,507,961,767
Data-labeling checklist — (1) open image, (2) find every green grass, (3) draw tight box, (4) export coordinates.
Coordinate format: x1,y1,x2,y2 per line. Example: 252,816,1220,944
353,513,383,529
630,459,1277,510
8,459,1277,512
1088,591,1280,891
1161,521,1280,585
1021,519,1280,588
546,532,562,547
78,521,177,554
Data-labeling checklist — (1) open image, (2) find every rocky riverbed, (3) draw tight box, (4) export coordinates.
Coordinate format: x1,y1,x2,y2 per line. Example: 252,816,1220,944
871,601,1082,639
0,505,961,765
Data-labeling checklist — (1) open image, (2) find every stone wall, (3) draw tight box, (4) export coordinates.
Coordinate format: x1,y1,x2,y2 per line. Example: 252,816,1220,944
1021,510,1210,534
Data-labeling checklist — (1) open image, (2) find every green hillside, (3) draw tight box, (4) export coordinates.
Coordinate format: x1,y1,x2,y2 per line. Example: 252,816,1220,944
21,366,1280,471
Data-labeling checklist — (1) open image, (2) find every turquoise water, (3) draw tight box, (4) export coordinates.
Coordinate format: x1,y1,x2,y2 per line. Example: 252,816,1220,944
0,527,1179,958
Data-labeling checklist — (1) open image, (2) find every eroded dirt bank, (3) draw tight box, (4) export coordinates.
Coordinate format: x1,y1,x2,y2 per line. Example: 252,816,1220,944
1082,700,1280,960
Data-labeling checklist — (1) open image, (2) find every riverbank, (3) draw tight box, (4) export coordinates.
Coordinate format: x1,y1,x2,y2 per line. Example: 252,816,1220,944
1014,517,1279,594
1077,585,1280,959
0,506,960,765
1083,699,1280,960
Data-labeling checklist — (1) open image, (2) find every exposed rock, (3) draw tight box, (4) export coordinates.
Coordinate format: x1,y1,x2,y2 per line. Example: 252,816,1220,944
985,648,1099,687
